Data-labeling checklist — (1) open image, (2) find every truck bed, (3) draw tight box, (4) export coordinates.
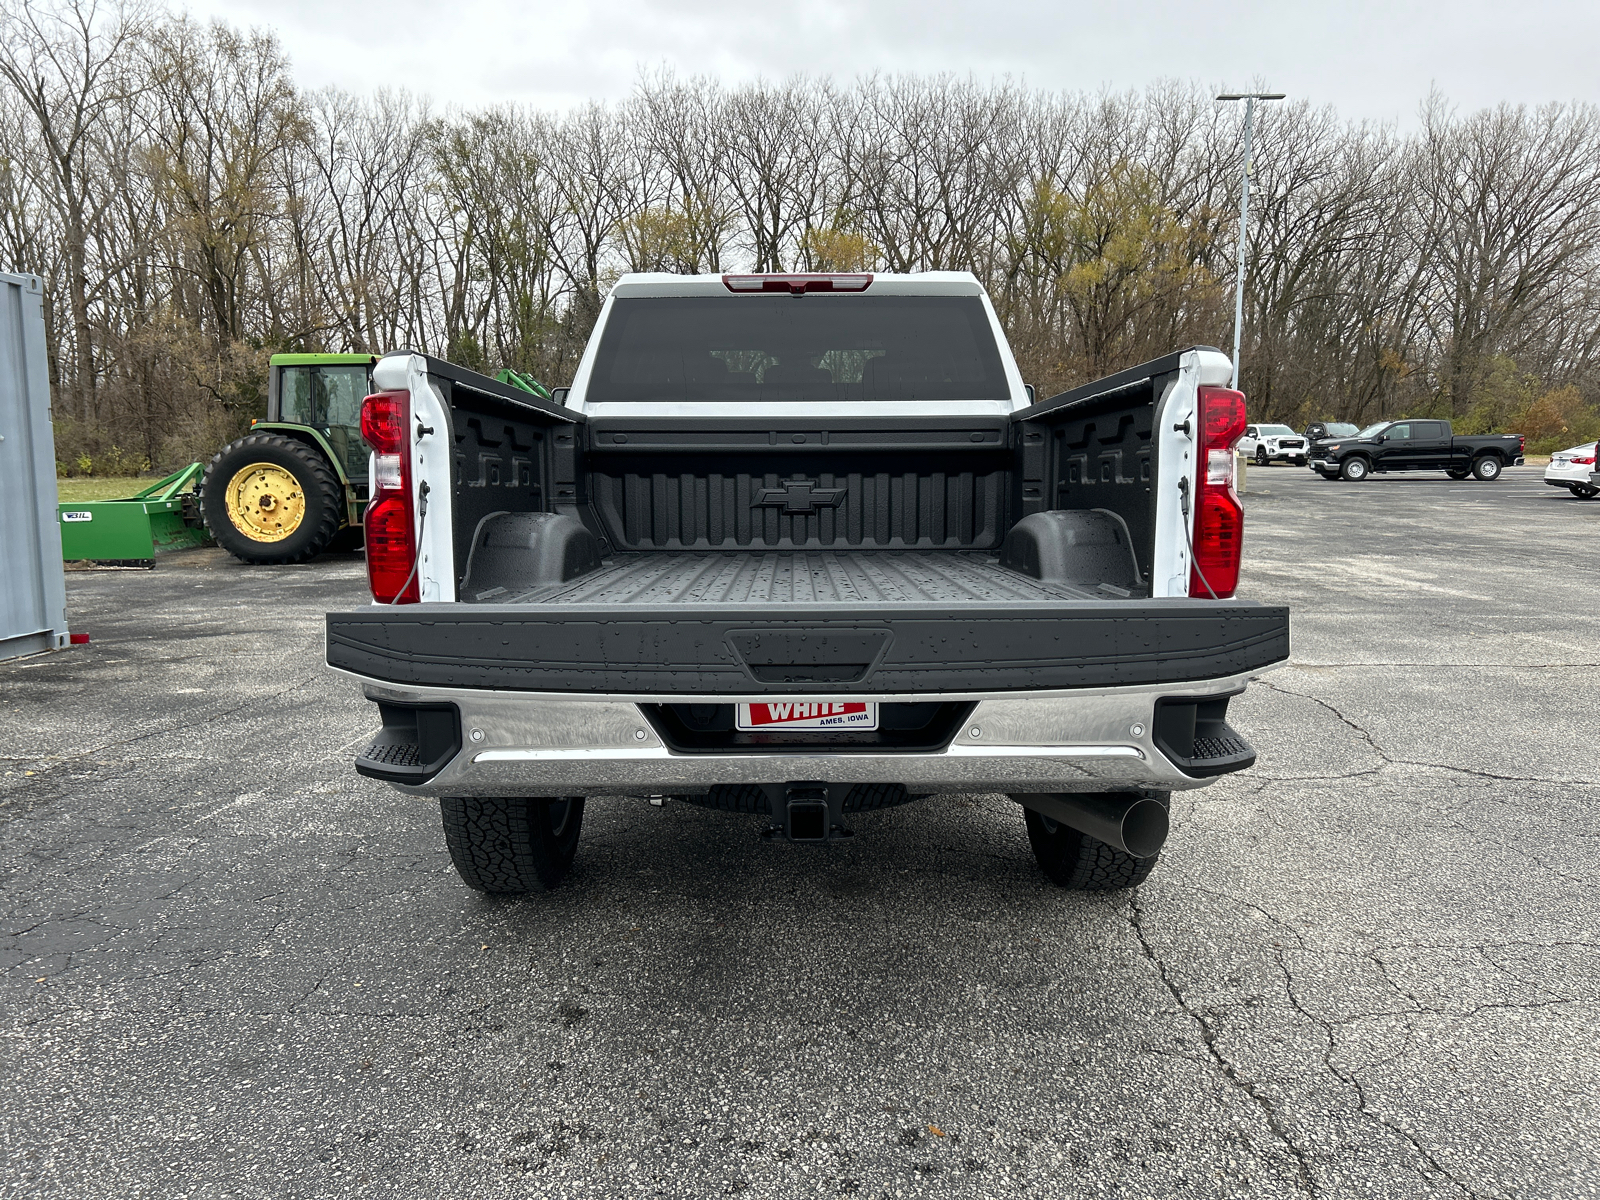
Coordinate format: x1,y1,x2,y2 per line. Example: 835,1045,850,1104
327,545,1287,695
473,550,1110,606
331,345,1288,698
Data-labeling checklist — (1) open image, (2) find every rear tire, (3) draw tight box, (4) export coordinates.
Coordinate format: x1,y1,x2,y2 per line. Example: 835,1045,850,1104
1446,468,1470,480
1471,455,1503,481
1023,804,1163,891
1340,456,1370,481
441,796,585,894
1569,484,1600,500
201,432,343,564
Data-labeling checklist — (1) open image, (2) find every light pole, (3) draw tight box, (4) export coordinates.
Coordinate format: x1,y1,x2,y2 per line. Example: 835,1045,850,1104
1216,92,1285,391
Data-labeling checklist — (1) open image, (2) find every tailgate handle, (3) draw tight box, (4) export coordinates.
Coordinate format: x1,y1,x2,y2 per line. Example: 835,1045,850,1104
727,628,892,685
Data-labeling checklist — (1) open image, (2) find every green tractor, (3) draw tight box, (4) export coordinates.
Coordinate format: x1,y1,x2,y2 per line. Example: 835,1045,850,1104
201,353,555,564
200,353,379,563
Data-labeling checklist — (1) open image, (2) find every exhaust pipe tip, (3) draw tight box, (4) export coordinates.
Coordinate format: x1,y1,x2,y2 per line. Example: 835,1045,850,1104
1012,791,1170,858
1118,797,1170,859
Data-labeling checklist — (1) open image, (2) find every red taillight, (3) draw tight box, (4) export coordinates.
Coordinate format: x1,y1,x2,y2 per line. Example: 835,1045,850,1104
1518,435,1526,453
361,389,409,453
361,390,418,604
1190,386,1247,599
1574,455,1596,466
722,273,872,295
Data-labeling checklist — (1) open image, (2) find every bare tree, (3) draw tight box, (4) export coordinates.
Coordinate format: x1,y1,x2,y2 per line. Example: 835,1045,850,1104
0,0,149,418
5,10,1600,471
1414,96,1600,417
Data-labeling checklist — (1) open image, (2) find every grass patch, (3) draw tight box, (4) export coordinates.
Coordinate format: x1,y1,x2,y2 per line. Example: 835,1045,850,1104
54,477,194,503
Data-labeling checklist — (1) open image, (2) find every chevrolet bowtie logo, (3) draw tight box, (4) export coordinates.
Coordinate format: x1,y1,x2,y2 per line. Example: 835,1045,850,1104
753,479,847,514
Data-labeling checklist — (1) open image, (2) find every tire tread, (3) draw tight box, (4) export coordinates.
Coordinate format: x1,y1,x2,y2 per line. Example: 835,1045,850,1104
441,796,584,894
200,432,343,564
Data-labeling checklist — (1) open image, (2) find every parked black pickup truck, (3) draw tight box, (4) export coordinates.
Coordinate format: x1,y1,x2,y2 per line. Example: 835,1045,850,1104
327,272,1290,898
1308,419,1524,482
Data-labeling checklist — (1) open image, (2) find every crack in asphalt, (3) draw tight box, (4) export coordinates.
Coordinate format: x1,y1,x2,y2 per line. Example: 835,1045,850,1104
1127,891,1322,1196
1426,811,1597,891
1258,678,1600,787
1135,883,1584,1200
1259,677,1394,763
1270,942,1510,1200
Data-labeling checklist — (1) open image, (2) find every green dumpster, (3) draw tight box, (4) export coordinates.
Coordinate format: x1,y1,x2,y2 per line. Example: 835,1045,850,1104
57,464,211,565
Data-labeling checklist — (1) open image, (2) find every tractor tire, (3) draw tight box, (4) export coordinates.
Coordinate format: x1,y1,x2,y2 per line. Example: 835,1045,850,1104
1023,804,1164,891
201,433,343,564
441,796,585,894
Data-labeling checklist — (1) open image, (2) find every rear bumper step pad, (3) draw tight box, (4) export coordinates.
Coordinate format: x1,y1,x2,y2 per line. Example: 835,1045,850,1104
326,600,1289,694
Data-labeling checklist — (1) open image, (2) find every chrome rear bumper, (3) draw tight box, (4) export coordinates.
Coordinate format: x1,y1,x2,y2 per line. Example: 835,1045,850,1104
342,668,1274,798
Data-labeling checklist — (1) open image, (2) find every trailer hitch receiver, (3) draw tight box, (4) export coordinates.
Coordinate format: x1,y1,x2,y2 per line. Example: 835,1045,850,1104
757,782,853,842
786,786,829,842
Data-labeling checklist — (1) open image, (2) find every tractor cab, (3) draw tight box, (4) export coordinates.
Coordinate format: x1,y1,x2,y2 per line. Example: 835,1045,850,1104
267,354,377,496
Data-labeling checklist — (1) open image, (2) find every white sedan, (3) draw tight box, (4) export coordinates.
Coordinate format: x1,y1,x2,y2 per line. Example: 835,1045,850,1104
1545,443,1599,499
1237,424,1309,465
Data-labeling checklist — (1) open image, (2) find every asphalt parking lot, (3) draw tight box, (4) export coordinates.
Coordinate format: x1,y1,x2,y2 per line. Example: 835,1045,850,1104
3,463,1598,1199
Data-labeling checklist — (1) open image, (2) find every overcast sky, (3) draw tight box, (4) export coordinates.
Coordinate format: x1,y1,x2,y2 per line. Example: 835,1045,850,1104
181,0,1600,125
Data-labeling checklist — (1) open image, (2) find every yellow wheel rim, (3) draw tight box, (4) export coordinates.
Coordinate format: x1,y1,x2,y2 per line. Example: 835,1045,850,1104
225,462,306,542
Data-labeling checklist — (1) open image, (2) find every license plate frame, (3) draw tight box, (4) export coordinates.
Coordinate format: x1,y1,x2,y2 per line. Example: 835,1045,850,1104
735,701,879,732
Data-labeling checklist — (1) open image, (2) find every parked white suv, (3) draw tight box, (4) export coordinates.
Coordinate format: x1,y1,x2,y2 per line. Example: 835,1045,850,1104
1238,424,1308,466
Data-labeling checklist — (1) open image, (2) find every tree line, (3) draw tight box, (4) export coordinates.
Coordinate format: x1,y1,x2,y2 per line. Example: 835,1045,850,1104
5,0,1600,474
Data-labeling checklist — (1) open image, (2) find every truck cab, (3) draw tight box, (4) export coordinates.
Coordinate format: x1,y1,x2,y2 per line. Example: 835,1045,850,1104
1237,424,1308,466
1366,419,1452,470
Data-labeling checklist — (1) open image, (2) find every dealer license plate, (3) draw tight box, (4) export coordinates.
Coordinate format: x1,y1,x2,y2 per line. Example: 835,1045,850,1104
735,701,878,731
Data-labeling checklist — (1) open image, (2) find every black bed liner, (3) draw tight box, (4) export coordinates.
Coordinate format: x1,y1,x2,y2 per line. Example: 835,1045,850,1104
327,550,1288,694
472,550,1109,606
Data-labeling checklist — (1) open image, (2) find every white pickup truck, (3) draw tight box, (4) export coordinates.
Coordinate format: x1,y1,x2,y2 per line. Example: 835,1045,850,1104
326,272,1288,896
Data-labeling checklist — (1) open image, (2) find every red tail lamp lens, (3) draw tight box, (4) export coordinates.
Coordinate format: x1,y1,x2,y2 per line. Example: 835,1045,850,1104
361,390,409,453
1197,386,1247,445
1190,386,1247,599
361,389,418,604
365,493,419,604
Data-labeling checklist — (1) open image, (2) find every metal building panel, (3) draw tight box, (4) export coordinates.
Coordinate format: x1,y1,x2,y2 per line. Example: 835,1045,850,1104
0,271,69,661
